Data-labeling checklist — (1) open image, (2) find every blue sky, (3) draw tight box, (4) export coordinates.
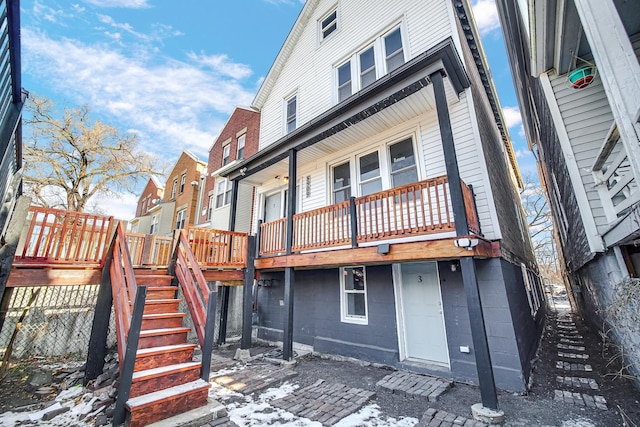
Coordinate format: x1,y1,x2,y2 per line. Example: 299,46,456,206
20,0,534,219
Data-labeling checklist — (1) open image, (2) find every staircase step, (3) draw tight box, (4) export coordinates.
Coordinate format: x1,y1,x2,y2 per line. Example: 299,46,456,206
142,312,186,330
125,379,210,427
143,299,181,314
130,362,202,398
138,327,191,349
135,274,174,287
135,344,197,372
145,286,178,300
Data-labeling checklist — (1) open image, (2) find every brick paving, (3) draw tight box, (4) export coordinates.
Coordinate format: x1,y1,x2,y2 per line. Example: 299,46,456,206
210,363,298,395
553,390,608,410
557,343,586,351
271,379,376,426
558,351,589,359
376,371,453,402
416,408,489,426
556,361,593,371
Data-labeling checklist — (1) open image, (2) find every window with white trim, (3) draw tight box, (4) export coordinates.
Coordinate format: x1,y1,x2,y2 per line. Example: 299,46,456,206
330,136,418,202
170,179,178,199
175,208,186,230
179,174,186,194
222,144,231,166
237,134,246,160
340,266,368,324
335,25,405,102
521,263,541,316
320,8,338,40
149,214,159,234
207,194,214,220
216,178,232,208
285,94,297,134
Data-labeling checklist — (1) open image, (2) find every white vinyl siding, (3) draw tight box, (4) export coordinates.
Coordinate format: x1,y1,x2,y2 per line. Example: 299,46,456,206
257,0,453,151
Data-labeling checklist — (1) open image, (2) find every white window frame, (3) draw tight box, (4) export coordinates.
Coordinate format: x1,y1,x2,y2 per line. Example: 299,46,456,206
319,7,338,42
285,93,297,134
207,194,215,220
521,263,541,316
149,214,159,234
237,134,246,160
329,135,419,202
222,144,231,166
383,26,405,73
170,179,178,199
175,208,186,230
216,178,232,209
340,265,368,324
334,24,405,103
179,173,186,194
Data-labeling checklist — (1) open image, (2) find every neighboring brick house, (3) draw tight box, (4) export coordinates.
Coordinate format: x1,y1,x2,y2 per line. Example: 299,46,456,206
163,150,207,231
197,106,260,232
128,176,169,234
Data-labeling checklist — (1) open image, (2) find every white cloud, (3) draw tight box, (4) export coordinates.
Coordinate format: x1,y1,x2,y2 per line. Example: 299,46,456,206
187,52,253,80
502,106,522,129
83,0,150,8
471,0,501,35
23,28,254,158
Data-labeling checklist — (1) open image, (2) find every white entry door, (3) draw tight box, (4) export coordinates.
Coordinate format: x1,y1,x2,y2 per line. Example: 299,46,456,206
264,192,283,222
398,262,449,365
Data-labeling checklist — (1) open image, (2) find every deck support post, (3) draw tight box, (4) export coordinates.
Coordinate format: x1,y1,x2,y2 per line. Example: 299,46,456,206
432,70,498,411
217,285,230,346
282,266,295,361
241,236,256,349
0,196,29,333
201,289,217,381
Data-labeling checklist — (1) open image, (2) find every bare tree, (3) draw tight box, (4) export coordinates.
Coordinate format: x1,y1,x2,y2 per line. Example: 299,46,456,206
23,95,160,212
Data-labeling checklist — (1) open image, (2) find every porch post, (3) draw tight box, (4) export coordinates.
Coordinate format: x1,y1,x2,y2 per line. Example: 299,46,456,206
241,235,256,349
228,179,239,231
283,149,297,361
431,70,499,411
217,285,230,345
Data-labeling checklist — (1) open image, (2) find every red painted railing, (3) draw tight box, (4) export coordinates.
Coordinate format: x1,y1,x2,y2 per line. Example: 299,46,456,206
258,175,480,255
15,206,113,265
125,233,173,267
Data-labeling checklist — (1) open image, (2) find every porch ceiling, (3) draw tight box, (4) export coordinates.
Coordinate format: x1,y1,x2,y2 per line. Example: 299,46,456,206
223,38,470,186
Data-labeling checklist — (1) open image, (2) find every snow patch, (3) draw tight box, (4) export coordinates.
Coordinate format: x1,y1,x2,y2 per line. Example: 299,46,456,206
562,418,597,427
335,404,418,427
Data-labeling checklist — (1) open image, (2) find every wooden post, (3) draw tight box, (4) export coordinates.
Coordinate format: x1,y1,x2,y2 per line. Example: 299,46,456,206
113,286,147,426
432,70,498,410
242,236,256,349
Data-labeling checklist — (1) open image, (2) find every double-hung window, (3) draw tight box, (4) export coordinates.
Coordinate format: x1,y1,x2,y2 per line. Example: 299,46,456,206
340,266,368,324
389,138,418,187
237,134,246,160
222,144,231,166
286,95,297,133
207,195,214,220
335,26,405,103
216,178,232,208
320,9,338,40
179,174,186,194
332,161,352,203
170,179,177,199
175,209,186,230
149,214,159,234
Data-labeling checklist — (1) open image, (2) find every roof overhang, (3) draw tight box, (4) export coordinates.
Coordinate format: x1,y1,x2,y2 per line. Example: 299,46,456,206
224,38,470,182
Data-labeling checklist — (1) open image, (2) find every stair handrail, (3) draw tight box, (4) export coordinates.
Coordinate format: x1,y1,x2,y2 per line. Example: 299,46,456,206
169,228,216,380
109,221,139,365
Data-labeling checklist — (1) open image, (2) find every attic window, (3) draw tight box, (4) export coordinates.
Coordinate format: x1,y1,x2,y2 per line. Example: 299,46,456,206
321,9,338,40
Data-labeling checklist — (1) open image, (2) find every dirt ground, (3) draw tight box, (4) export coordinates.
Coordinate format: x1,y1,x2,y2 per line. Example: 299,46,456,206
1,299,639,426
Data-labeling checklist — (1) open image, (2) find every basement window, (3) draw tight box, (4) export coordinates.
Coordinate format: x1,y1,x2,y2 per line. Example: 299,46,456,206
340,266,368,325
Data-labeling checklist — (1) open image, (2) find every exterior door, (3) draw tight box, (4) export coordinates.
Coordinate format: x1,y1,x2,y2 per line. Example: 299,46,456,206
264,192,282,222
399,262,449,365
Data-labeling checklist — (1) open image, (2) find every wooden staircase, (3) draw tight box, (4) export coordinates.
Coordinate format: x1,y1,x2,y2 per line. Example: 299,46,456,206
124,270,210,427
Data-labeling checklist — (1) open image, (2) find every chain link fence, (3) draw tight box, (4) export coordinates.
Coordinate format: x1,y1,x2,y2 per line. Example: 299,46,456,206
1,283,244,362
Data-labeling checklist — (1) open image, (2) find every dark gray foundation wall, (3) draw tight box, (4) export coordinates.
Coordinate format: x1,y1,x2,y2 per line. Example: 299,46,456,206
255,265,399,365
255,259,538,392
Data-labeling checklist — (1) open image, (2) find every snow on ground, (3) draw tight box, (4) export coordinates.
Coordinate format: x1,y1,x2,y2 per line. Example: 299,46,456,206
561,418,597,427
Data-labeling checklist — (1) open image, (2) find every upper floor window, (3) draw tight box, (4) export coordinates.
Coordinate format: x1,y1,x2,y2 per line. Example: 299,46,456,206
389,138,417,187
320,9,338,40
149,214,159,234
335,25,405,103
384,27,405,72
237,134,246,160
179,174,186,194
216,178,232,208
332,161,352,203
207,194,215,220
175,208,186,230
170,179,178,199
286,95,297,134
359,151,382,196
222,144,231,166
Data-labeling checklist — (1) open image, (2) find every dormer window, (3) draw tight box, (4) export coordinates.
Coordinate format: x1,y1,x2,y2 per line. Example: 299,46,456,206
320,9,338,40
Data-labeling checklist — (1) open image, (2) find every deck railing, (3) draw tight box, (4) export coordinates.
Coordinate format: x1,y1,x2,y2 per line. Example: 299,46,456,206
593,127,640,220
186,227,248,267
258,175,479,255
125,233,173,267
15,206,114,265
